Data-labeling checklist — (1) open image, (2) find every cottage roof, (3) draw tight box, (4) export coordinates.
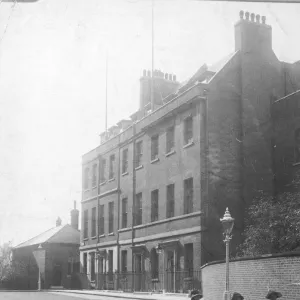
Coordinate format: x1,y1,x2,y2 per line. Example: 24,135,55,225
14,224,80,249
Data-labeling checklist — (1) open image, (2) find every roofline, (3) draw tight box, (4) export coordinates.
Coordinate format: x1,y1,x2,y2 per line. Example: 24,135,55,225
274,90,300,103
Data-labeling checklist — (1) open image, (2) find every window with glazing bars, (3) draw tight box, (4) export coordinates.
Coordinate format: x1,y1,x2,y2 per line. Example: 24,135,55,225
151,189,159,222
109,201,114,233
184,243,194,276
121,250,127,273
151,135,159,160
166,184,175,218
166,126,175,153
135,141,143,167
109,154,115,179
184,116,193,145
122,148,129,174
91,253,95,281
92,164,97,187
184,177,193,214
83,210,88,239
91,207,96,237
84,168,89,190
100,159,106,183
122,198,128,228
83,253,87,274
99,204,104,235
135,193,142,226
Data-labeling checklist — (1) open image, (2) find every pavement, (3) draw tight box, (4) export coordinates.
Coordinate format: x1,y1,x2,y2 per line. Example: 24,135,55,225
50,289,190,300
0,290,190,300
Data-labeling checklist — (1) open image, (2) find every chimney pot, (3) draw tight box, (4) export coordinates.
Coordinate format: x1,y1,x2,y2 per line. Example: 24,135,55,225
143,69,146,77
71,201,79,230
256,14,260,23
239,10,244,20
245,12,250,21
56,217,62,227
165,73,168,80
262,16,266,24
250,13,255,22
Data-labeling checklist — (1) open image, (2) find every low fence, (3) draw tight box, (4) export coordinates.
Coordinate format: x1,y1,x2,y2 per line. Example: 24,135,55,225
80,270,201,293
201,252,300,300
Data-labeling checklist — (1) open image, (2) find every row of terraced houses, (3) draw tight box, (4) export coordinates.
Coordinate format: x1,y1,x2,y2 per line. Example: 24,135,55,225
79,11,300,293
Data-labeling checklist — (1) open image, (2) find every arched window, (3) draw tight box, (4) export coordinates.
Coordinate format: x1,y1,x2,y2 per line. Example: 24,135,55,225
150,248,159,279
84,168,89,190
92,164,97,187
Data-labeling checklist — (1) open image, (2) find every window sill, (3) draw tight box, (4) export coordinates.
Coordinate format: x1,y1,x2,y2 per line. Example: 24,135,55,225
108,178,115,182
150,157,160,164
83,238,88,241
91,236,97,240
108,232,115,236
183,141,194,149
165,150,175,157
83,189,89,193
92,185,97,190
135,165,143,171
99,234,105,238
293,162,300,167
100,181,106,186
122,171,129,177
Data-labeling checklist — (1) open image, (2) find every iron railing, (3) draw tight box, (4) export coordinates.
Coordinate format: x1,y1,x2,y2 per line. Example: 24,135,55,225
90,269,201,293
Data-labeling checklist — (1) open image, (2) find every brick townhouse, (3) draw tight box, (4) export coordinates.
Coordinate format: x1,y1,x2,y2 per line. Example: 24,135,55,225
80,11,300,293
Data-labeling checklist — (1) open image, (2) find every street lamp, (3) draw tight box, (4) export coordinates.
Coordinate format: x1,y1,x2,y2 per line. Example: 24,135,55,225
220,208,235,300
33,244,45,291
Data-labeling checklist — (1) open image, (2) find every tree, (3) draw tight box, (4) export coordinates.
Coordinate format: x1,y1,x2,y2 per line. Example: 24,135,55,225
0,242,14,283
237,190,300,257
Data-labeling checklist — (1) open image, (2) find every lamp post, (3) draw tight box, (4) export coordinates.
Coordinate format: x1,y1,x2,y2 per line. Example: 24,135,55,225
33,244,44,291
220,208,235,300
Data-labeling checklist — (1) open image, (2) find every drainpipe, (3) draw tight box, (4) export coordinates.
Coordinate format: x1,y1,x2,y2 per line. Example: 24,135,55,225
96,154,102,289
131,123,137,292
116,134,121,290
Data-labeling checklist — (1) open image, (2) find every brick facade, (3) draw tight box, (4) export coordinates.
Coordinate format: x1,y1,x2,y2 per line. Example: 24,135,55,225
201,253,300,300
80,10,300,292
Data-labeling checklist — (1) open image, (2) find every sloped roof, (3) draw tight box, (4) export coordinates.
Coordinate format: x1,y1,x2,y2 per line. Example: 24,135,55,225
14,224,80,249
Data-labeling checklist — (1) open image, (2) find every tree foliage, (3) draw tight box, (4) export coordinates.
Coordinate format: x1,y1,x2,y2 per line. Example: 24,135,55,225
237,190,300,257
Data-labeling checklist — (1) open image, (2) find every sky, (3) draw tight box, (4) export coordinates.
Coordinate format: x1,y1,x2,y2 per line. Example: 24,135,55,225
0,0,300,247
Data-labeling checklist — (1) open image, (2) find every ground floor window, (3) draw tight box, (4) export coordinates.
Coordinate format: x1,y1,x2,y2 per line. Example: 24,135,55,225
184,243,194,277
83,253,87,274
90,253,95,281
150,249,159,279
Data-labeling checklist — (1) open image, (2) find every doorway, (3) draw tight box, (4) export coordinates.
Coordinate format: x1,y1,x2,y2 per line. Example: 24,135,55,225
52,264,62,287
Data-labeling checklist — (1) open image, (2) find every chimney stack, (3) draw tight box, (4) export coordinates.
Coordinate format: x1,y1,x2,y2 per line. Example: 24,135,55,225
56,217,62,227
71,201,79,230
235,10,272,53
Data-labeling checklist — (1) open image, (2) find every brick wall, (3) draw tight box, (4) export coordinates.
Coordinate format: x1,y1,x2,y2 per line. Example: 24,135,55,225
202,253,300,300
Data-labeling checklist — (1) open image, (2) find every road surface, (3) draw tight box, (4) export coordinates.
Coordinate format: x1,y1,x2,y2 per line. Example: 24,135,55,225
0,291,118,300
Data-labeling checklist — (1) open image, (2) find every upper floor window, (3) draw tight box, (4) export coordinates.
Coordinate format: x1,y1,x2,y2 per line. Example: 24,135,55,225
295,128,300,163
151,189,159,222
151,135,159,161
166,184,175,218
109,201,114,233
184,116,193,145
135,193,142,226
100,159,106,183
166,126,175,153
91,207,96,237
99,204,104,235
84,168,89,190
122,148,129,174
92,164,97,187
184,177,193,214
135,141,143,168
122,198,128,229
109,154,115,180
83,210,88,239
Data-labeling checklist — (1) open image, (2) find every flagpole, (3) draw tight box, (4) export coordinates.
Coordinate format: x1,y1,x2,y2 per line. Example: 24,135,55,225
105,51,108,135
150,0,154,111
